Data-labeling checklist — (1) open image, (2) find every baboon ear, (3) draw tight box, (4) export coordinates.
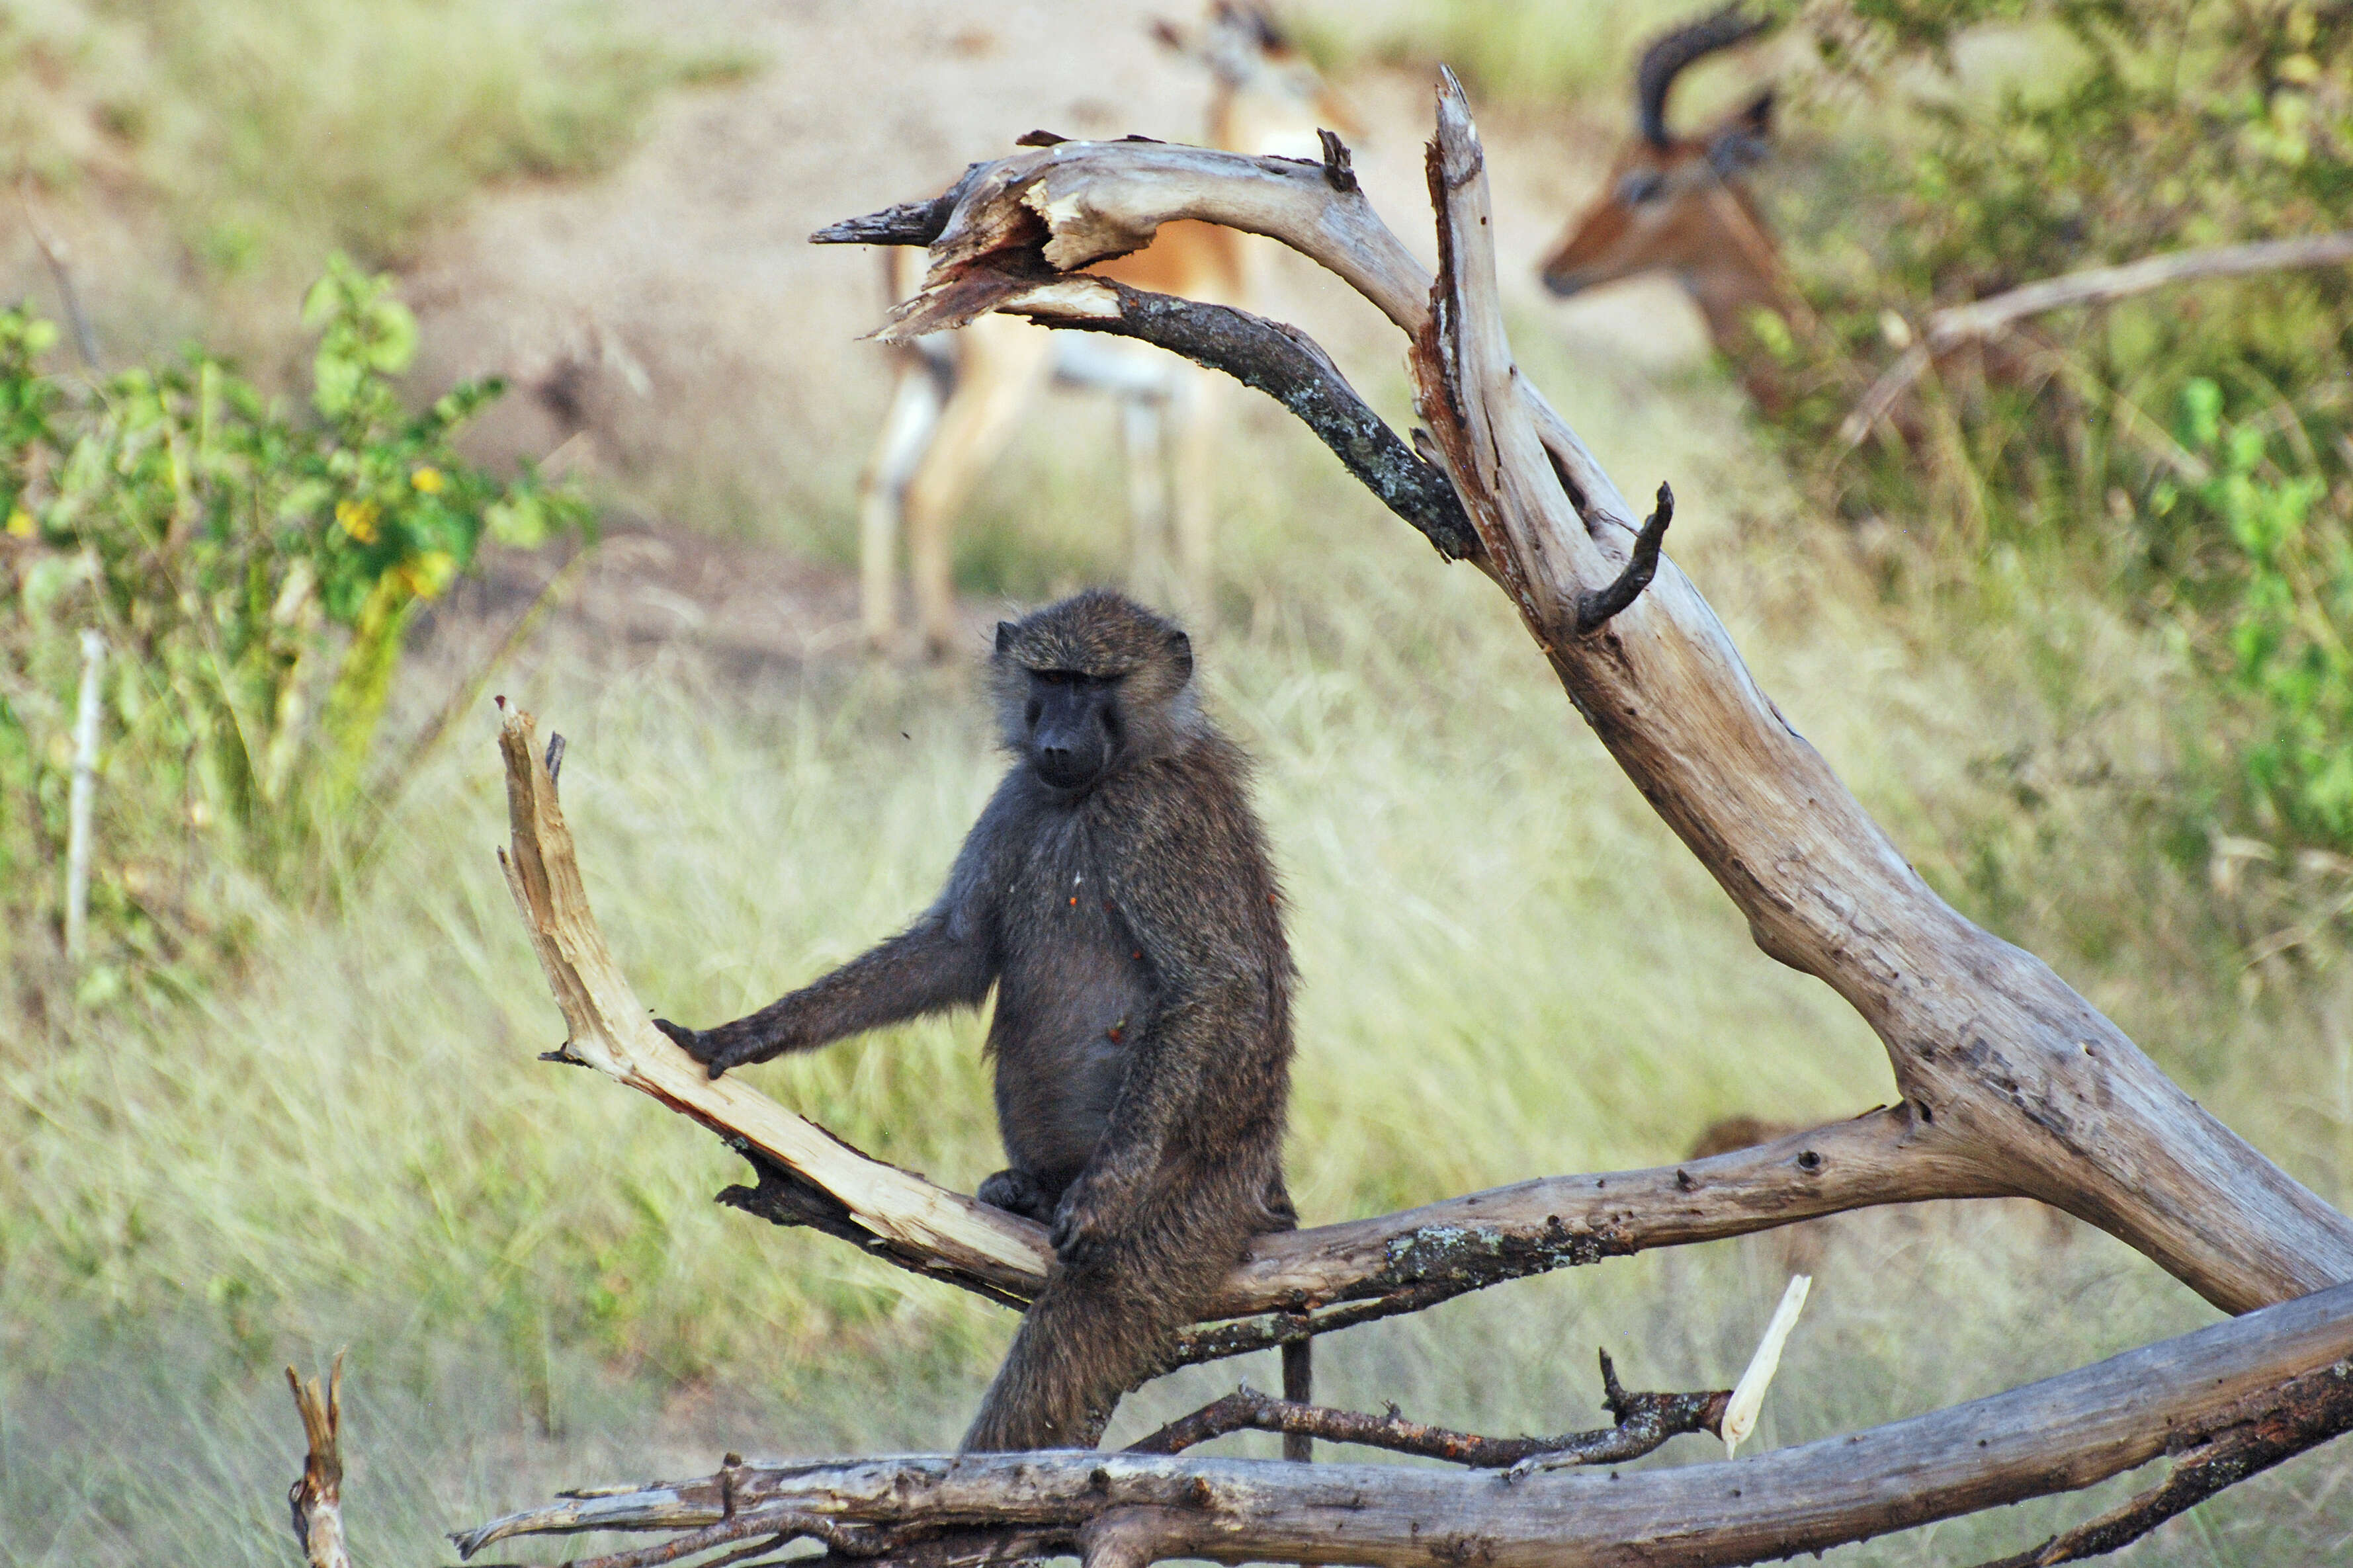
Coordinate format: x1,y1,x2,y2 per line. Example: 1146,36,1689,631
1165,629,1193,684
995,621,1016,655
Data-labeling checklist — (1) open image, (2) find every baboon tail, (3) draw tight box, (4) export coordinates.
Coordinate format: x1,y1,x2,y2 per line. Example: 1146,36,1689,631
959,1265,1179,1452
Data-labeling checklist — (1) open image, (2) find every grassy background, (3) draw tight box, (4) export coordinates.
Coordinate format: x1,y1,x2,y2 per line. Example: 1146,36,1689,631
0,0,746,364
5,2,2352,1564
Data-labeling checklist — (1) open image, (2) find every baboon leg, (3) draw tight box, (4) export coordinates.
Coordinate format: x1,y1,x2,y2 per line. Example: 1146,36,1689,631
962,1180,1260,1453
1120,396,1171,606
1168,366,1223,630
960,1266,1177,1452
904,318,1053,659
857,356,946,648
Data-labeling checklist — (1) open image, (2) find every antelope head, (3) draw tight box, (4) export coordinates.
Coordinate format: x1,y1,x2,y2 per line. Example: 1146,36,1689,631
1153,2,1361,159
1539,5,1778,306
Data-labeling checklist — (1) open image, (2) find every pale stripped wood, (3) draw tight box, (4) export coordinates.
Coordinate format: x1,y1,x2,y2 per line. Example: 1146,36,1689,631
495,703,1046,1294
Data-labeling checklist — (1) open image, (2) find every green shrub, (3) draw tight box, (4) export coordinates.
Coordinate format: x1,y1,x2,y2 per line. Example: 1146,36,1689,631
2157,377,2353,845
1748,0,2353,872
0,257,587,987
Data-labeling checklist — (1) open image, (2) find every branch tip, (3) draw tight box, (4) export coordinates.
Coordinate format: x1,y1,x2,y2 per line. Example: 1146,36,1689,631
1574,481,1672,634
1316,129,1357,192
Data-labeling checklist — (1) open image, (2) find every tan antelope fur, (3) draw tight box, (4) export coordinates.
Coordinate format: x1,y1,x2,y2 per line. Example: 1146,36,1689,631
1537,5,1801,412
857,3,1355,657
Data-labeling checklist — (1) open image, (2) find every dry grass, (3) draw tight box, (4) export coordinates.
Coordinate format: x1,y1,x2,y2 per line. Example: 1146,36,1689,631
4,318,2350,1564
2,5,2350,1561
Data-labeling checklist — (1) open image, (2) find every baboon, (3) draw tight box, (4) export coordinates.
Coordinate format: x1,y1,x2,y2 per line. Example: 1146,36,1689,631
654,591,1297,1450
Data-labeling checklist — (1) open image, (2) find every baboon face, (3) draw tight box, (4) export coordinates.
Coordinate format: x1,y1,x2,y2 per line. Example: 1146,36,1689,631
1021,668,1125,790
994,591,1199,792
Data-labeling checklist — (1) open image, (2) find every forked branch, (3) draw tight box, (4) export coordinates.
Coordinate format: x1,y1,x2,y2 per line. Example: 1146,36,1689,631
808,79,2353,1317
493,701,2010,1362
471,63,2353,1568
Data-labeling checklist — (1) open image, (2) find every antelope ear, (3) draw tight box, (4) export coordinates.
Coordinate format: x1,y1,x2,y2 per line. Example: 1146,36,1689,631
1707,89,1775,174
1164,629,1194,684
995,622,1016,655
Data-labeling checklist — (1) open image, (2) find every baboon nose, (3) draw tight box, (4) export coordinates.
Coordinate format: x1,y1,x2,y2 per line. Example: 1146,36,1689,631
1034,737,1101,789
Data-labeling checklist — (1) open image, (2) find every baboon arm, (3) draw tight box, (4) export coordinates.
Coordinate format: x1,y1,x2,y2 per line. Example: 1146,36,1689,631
1050,977,1269,1261
658,789,1017,1075
698,913,996,1063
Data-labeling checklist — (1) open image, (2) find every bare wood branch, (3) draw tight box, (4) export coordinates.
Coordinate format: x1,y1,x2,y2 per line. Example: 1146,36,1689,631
1840,231,2353,446
1574,481,1671,633
492,699,1050,1303
454,1279,2353,1568
1123,1352,1729,1469
853,98,2353,1315
499,693,2065,1353
993,276,1480,560
285,1355,351,1568
1968,1356,2353,1568
18,177,101,369
849,140,1432,341
1406,75,2353,1311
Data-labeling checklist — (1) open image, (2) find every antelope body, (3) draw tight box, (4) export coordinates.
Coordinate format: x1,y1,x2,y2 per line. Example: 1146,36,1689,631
859,3,1349,657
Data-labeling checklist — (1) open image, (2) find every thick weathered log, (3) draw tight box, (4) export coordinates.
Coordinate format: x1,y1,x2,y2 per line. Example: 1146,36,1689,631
454,1279,2353,1568
1969,1354,2353,1567
812,90,2353,1315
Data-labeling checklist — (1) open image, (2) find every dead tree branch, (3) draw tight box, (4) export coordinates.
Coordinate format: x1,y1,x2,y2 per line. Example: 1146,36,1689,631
1840,230,2353,446
285,1355,353,1568
454,1280,2353,1568
493,739,2014,1350
1124,1351,1728,1469
480,73,2353,1568
1968,1355,2353,1568
992,276,1480,560
801,85,2353,1315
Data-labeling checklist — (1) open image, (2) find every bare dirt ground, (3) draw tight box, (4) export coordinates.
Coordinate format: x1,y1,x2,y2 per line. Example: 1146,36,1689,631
392,0,1718,669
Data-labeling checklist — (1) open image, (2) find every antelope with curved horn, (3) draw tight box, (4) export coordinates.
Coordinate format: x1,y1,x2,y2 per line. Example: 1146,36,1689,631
857,3,1355,657
1539,4,1803,413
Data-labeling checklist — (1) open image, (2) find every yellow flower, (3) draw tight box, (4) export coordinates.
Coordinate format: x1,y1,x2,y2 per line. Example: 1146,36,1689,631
5,507,31,538
409,466,445,494
336,497,380,544
394,549,458,600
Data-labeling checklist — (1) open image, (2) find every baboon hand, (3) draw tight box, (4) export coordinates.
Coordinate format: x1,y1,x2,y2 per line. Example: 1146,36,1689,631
652,1016,774,1079
1048,1171,1130,1271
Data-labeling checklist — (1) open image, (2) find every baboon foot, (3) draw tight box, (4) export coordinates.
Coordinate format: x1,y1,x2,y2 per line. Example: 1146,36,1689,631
978,1168,1056,1223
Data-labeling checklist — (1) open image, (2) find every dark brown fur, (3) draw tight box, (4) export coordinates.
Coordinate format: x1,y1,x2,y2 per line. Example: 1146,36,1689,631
656,591,1295,1449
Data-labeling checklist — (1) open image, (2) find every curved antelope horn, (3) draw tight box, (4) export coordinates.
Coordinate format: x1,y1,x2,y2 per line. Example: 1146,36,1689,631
1635,3,1770,147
